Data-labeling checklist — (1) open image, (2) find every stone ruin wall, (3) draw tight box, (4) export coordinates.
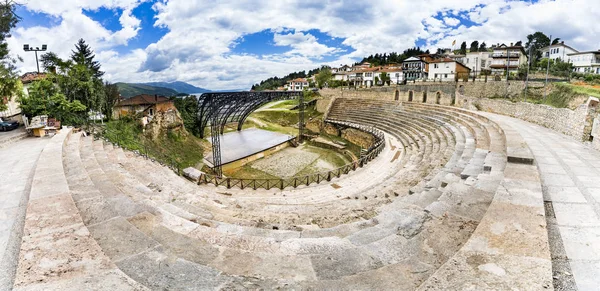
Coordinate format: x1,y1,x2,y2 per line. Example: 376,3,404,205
340,128,375,149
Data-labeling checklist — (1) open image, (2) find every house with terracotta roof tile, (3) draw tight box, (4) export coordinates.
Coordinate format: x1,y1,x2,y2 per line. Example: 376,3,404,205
428,58,472,81
112,94,175,119
285,78,309,91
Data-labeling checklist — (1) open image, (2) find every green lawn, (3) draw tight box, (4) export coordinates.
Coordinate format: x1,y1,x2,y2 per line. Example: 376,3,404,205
557,82,600,98
103,119,205,170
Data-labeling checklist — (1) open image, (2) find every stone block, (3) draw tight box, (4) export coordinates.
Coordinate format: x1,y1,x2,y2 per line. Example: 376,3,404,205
182,167,203,182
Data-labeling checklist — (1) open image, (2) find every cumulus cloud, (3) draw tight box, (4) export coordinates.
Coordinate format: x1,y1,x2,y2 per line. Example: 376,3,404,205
8,0,600,90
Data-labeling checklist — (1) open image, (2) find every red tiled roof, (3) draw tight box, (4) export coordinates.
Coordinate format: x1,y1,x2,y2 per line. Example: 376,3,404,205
20,72,47,84
116,94,170,106
288,78,308,83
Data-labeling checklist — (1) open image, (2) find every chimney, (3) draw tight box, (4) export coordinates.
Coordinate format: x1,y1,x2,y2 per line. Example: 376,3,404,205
510,42,513,47
561,41,564,44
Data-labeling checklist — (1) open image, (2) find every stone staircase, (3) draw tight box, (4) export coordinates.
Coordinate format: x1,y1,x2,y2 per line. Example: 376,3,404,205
11,98,552,289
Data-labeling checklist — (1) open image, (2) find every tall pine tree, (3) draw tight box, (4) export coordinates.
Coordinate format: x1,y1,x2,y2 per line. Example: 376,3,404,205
70,38,104,78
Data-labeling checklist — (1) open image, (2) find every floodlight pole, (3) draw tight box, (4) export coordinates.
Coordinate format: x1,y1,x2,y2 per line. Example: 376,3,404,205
525,45,533,102
23,44,47,73
298,91,305,143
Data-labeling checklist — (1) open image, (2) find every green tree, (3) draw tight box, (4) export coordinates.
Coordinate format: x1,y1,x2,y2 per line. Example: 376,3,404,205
479,42,487,52
552,37,561,45
514,40,523,46
469,41,479,52
380,72,390,85
70,38,104,78
459,41,467,55
525,31,550,64
173,95,201,137
0,0,21,111
315,66,332,88
18,79,86,125
103,82,119,119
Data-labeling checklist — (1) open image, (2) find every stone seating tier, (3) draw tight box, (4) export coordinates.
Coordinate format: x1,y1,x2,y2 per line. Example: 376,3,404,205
13,98,553,290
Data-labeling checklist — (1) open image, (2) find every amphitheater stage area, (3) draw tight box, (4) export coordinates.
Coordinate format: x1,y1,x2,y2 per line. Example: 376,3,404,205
204,128,295,169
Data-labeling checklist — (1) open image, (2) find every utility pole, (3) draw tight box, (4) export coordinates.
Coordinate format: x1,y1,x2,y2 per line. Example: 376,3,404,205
525,45,533,102
23,44,47,73
544,34,552,101
505,46,510,98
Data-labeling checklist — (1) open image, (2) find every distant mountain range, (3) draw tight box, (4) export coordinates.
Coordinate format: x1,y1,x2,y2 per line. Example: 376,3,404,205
115,81,212,98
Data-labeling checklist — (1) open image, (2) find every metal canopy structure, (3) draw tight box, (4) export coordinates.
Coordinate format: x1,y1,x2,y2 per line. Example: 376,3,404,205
196,91,304,177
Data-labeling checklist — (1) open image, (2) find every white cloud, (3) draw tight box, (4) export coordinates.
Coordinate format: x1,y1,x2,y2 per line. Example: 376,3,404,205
7,0,600,90
443,17,460,27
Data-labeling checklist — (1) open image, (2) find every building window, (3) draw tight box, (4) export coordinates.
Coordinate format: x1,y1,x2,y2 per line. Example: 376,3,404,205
466,58,469,63
434,64,438,68
444,74,448,78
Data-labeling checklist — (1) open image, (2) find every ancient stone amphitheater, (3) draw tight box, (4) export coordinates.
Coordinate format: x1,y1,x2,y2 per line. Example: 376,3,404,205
7,97,586,290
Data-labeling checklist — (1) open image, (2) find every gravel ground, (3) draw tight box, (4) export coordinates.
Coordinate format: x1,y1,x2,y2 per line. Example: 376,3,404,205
251,146,319,178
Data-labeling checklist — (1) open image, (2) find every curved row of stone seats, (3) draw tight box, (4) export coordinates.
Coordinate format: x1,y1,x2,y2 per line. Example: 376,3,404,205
327,99,475,192
40,99,514,289
13,128,145,290
417,113,551,290
327,98,506,224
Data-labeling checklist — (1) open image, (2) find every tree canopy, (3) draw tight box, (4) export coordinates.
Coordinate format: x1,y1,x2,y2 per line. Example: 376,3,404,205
525,31,551,63
469,41,479,52
0,0,20,111
459,41,467,55
70,38,104,78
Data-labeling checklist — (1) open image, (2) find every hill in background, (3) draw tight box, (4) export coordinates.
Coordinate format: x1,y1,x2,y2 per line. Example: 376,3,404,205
141,81,211,94
116,83,179,98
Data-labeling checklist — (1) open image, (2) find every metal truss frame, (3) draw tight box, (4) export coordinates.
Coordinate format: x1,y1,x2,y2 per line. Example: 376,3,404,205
197,91,303,177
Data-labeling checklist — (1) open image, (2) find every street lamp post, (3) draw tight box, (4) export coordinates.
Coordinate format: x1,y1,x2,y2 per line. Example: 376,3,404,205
23,44,47,73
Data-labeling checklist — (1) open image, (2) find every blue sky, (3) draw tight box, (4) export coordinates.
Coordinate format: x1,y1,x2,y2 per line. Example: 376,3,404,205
8,0,600,90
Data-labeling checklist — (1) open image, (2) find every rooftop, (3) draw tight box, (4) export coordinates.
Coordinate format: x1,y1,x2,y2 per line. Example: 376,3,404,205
115,94,170,106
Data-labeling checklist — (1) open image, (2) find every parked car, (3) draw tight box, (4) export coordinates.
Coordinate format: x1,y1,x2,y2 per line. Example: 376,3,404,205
0,117,19,131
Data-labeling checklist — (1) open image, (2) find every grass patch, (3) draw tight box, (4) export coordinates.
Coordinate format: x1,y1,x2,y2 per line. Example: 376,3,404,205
223,164,279,179
295,145,351,177
103,118,205,171
557,82,600,98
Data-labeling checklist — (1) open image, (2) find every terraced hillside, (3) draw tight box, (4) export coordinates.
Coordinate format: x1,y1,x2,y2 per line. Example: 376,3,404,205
6,99,556,290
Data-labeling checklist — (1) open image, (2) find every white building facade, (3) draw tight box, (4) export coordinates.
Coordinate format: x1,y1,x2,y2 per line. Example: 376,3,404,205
464,51,491,74
541,42,579,61
286,78,309,91
428,59,471,81
568,51,600,74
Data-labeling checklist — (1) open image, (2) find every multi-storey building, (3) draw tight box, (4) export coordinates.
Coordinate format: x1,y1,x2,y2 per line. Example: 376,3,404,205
540,42,578,61
464,51,491,74
490,43,528,74
428,58,471,81
285,78,309,91
402,56,428,80
567,50,600,74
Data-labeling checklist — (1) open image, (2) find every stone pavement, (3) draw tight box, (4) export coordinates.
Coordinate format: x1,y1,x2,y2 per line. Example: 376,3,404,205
0,136,49,289
482,112,600,291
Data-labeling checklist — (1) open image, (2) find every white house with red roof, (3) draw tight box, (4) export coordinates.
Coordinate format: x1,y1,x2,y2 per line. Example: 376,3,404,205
285,78,309,91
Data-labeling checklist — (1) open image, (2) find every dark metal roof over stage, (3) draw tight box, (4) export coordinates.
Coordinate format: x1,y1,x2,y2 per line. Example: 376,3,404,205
196,91,302,138
204,128,294,166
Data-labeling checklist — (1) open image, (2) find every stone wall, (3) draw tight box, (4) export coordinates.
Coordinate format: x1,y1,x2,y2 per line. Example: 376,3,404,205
341,128,375,149
458,94,594,141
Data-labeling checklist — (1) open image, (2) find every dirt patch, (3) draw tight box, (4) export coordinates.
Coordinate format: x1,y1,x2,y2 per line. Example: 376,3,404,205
251,146,319,178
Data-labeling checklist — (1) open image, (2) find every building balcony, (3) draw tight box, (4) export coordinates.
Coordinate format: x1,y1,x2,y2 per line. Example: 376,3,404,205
491,53,521,58
490,63,520,69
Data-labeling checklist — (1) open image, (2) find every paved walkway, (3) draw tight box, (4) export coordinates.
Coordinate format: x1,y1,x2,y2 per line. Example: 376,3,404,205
484,113,600,291
0,136,49,289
